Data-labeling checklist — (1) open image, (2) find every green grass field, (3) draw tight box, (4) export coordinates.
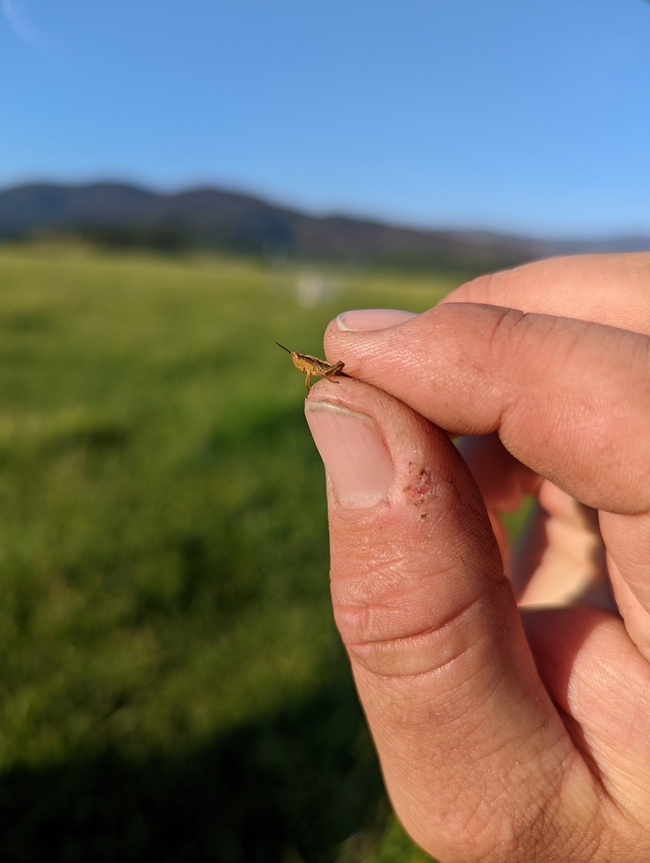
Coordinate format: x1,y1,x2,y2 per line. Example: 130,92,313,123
0,244,484,861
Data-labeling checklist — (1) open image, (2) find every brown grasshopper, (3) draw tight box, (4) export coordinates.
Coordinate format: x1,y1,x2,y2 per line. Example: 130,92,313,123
276,342,347,391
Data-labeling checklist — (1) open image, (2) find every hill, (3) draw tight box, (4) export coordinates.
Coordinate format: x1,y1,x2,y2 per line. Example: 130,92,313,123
1,181,649,269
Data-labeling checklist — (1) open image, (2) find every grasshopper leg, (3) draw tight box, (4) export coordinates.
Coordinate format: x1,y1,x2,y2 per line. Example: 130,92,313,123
323,366,342,383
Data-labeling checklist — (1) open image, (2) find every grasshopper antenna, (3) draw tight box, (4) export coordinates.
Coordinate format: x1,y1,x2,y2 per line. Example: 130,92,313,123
275,342,292,354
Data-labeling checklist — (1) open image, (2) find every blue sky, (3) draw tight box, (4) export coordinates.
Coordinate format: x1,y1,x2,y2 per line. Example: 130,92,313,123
1,0,650,237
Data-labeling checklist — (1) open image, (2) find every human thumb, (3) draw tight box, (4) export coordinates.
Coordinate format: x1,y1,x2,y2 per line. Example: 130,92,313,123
305,376,589,863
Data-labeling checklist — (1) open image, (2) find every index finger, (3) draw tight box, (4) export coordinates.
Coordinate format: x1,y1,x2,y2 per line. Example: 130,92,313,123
324,302,650,515
442,253,650,335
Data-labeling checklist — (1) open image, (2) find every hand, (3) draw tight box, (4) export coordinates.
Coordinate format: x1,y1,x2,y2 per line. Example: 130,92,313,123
304,254,650,863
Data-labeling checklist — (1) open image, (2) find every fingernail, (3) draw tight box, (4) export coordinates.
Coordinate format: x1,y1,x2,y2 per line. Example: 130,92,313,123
305,402,394,508
336,308,418,332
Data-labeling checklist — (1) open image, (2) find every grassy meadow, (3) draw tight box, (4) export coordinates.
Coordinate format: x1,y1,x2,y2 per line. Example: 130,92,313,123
0,243,475,861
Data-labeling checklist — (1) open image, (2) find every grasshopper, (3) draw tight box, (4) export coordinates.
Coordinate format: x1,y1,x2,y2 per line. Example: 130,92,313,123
276,342,347,391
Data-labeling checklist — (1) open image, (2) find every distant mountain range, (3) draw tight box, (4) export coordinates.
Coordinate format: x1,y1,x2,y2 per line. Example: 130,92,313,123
1,181,649,270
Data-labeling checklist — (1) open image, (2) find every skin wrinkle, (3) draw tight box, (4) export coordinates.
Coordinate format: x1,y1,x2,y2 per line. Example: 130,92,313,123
391,644,531,752
332,536,498,643
342,589,485,657
551,795,606,863
552,698,610,796
489,766,560,863
336,304,648,482
601,749,650,816
474,271,497,305
333,568,453,639
355,639,500,770
525,611,650,829
330,308,638,508
559,708,610,791
448,255,650,337
500,320,590,450
602,511,650,591
581,325,650,434
361,665,483,737
454,796,523,863
512,788,594,863
331,510,470,593
390,716,577,862
543,316,589,371
314,255,650,862
594,769,648,854
404,703,578,863
324,322,648,856
640,329,650,373
357,616,534,750
392,785,479,863
579,659,650,757
485,319,650,512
